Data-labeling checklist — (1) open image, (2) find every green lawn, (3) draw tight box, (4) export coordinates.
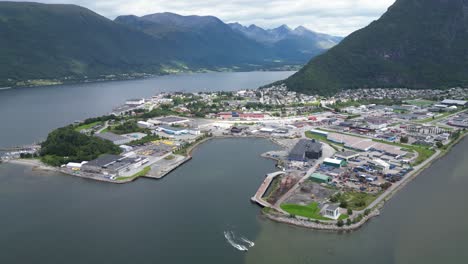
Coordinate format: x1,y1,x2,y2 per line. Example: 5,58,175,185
341,192,379,211
74,121,102,132
116,166,151,181
281,202,332,220
405,99,434,107
305,131,328,142
99,127,110,134
338,214,349,220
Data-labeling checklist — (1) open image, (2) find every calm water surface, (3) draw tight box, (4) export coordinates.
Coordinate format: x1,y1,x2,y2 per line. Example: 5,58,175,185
0,138,279,264
1,138,467,264
0,72,467,263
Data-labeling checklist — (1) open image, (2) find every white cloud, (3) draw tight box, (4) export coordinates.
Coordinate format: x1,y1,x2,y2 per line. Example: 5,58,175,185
16,0,396,36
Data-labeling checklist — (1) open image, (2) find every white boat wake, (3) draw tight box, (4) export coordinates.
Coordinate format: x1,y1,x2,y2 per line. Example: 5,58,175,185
224,231,254,251
241,237,255,247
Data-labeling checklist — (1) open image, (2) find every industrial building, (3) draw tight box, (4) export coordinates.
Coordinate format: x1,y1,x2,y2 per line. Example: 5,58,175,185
310,173,331,183
81,154,148,176
65,161,88,170
156,125,188,135
334,150,360,161
150,116,190,126
288,139,322,161
323,158,346,168
95,132,133,145
81,154,131,175
441,99,467,107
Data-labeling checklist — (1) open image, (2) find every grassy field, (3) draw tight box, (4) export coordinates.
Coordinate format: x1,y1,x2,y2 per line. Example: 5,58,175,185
116,166,151,181
281,202,332,220
341,192,379,211
405,99,434,107
74,121,102,132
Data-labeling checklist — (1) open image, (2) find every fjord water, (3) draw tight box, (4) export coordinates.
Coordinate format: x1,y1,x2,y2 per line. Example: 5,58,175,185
1,137,467,264
0,138,279,263
0,72,467,263
0,71,294,148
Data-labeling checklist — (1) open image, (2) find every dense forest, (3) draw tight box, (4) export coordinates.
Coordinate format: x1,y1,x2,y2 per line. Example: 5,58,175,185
40,126,121,166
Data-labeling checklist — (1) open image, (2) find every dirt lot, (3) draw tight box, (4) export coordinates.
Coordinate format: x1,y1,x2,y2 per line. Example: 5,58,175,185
285,180,336,205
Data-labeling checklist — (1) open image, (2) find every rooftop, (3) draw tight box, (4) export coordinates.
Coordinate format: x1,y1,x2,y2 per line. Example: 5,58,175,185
84,154,125,168
325,204,340,211
335,150,359,158
95,132,128,143
290,139,322,157
441,99,467,105
158,125,187,132
324,158,343,165
155,116,189,123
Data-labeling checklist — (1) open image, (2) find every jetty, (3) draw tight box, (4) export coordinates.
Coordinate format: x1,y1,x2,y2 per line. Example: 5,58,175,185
251,171,285,207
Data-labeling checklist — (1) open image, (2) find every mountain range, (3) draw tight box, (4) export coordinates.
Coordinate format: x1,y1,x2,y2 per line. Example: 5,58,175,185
0,2,341,88
283,0,468,95
115,13,342,68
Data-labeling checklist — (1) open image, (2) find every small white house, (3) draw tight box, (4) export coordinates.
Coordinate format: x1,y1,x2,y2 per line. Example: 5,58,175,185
323,204,341,220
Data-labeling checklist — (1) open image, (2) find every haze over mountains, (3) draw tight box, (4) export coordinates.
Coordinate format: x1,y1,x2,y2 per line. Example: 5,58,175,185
283,0,468,95
115,12,342,68
0,2,341,88
229,23,343,62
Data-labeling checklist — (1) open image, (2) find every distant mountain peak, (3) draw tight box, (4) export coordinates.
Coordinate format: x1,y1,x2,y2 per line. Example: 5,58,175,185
277,24,291,30
294,26,309,32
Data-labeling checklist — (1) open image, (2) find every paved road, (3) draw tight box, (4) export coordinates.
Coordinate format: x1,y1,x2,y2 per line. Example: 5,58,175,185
96,121,109,134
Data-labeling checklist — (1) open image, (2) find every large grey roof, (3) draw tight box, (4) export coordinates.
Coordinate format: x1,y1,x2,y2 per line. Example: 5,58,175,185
158,125,187,131
95,132,128,142
155,116,189,123
84,154,125,167
289,139,322,159
335,150,359,158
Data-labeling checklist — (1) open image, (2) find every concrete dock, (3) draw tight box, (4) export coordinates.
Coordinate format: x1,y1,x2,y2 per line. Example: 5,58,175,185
251,171,285,207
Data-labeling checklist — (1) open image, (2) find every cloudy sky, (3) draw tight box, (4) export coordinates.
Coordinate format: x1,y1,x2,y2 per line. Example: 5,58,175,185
21,0,396,36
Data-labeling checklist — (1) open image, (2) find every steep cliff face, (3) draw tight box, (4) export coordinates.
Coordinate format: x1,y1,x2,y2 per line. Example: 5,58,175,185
284,0,468,95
